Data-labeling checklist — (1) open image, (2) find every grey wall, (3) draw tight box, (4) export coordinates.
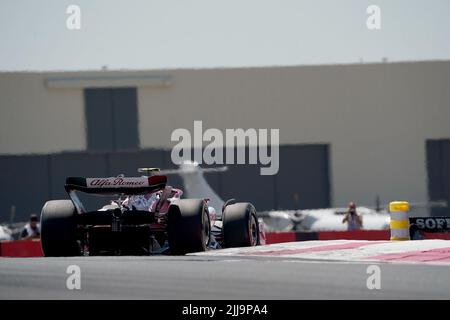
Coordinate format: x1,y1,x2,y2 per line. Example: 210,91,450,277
0,144,329,222
427,139,450,216
0,155,51,222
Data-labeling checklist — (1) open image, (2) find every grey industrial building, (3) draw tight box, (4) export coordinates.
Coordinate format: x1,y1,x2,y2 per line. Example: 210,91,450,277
1,60,449,221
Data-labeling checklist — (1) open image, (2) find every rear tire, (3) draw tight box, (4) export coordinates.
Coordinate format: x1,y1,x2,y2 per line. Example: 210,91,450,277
168,199,210,255
222,202,259,248
40,200,80,257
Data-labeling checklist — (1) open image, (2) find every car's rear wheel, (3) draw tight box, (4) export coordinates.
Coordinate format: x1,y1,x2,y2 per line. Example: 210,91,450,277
222,202,259,248
168,199,210,255
40,200,80,257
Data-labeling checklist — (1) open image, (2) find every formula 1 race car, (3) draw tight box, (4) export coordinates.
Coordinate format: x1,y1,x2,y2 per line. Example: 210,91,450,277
40,168,262,256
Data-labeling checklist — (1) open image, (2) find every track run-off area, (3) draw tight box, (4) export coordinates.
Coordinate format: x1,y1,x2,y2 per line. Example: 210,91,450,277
1,240,450,299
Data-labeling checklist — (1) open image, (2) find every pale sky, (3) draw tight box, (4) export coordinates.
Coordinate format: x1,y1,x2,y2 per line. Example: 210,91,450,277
0,0,449,71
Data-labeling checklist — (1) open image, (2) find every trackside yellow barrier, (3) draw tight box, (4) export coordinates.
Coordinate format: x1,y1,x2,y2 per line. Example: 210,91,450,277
389,201,410,241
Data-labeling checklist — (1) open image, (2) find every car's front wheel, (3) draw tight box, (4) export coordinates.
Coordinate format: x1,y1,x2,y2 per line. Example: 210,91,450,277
222,202,259,248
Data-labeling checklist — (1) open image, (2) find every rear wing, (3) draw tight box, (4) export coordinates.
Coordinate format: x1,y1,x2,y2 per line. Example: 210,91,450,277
65,175,167,195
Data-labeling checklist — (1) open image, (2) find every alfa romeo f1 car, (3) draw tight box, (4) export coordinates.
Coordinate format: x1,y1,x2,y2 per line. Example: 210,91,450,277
40,168,262,256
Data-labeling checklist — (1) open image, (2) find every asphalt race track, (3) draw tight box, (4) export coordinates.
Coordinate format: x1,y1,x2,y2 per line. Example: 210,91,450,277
1,255,450,299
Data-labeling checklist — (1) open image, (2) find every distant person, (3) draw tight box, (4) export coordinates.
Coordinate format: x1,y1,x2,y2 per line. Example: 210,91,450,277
342,201,363,231
21,214,41,239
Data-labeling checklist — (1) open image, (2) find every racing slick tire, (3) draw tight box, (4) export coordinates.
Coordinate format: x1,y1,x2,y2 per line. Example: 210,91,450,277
167,199,211,255
222,202,260,248
40,200,80,257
